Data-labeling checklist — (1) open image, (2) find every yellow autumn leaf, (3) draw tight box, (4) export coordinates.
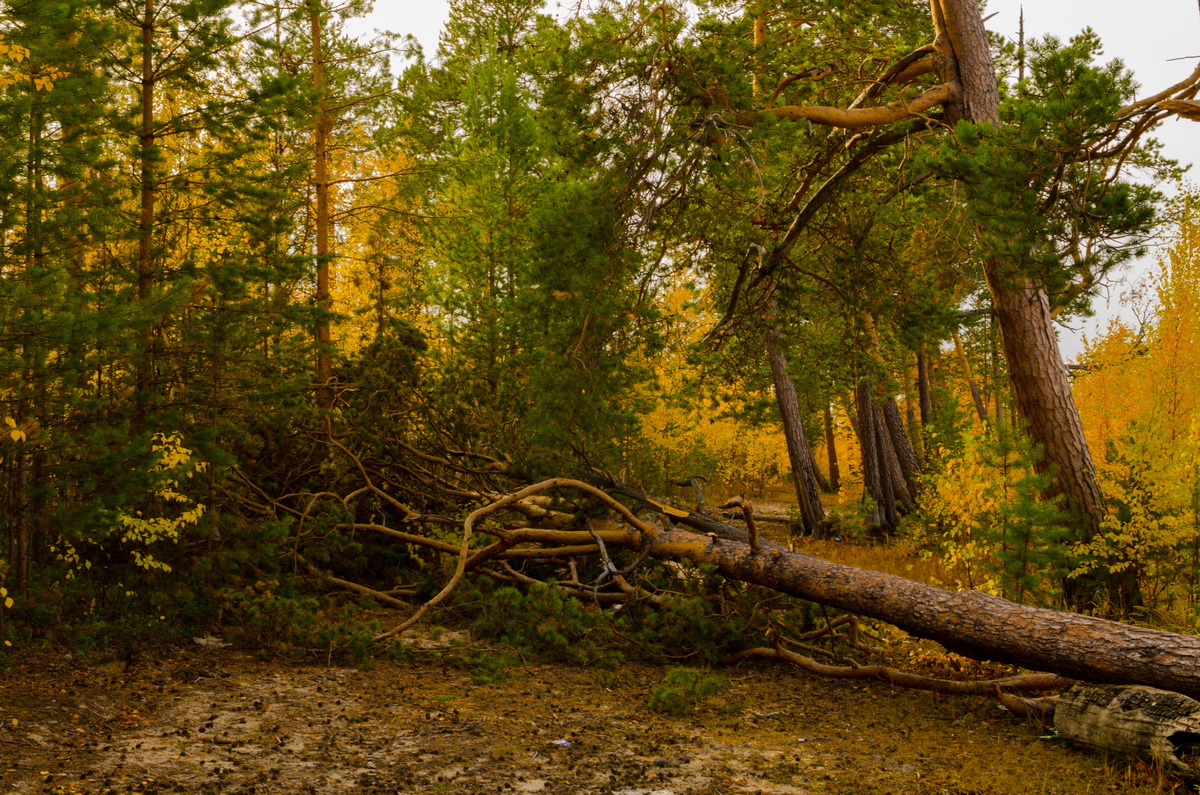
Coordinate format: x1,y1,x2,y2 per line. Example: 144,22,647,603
9,429,24,443
4,417,14,428
2,598,10,609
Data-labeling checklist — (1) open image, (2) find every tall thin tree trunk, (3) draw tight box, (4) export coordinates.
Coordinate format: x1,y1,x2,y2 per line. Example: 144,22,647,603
906,359,925,466
13,451,26,596
991,314,1007,436
883,396,920,499
953,330,988,424
861,314,921,499
767,327,825,533
311,0,333,409
917,343,932,429
823,402,841,492
136,0,157,429
856,378,898,534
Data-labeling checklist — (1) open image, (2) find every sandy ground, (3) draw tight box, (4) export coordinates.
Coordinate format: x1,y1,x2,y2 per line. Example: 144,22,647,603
0,637,1173,795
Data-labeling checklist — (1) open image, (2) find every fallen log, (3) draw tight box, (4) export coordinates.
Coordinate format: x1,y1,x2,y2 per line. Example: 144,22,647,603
622,519,1200,699
584,480,1200,698
1055,683,1200,783
336,474,1200,702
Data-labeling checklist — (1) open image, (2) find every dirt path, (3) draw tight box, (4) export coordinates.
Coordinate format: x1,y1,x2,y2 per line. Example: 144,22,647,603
0,641,1169,794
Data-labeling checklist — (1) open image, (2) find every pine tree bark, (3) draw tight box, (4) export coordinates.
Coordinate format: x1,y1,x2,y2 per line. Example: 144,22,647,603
917,343,933,428
823,402,841,492
904,361,924,466
311,1,334,409
855,378,902,532
136,0,157,428
767,328,825,533
591,479,1200,698
629,517,1200,699
930,0,1122,610
884,396,921,499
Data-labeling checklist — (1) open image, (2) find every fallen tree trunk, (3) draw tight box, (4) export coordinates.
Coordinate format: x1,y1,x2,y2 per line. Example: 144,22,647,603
591,480,1200,699
620,518,1200,699
277,465,1200,704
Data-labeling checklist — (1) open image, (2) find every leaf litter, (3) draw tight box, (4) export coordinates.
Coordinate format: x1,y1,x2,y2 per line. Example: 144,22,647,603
0,640,1173,794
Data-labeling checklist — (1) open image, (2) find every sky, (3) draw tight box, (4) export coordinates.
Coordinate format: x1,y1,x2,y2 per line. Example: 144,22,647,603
349,1,1200,360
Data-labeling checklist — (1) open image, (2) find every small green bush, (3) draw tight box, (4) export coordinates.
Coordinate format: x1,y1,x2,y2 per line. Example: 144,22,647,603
647,667,732,715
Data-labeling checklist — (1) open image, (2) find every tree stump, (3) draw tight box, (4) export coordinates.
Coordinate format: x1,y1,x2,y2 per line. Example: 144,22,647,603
1055,683,1200,782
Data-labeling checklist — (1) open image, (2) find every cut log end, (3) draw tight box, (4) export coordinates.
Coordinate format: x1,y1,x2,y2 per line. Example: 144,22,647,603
1055,683,1200,783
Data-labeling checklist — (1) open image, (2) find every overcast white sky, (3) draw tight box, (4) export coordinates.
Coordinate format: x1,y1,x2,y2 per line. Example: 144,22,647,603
351,1,1200,360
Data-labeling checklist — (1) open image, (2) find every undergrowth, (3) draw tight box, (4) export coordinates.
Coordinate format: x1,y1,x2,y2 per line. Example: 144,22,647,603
460,565,821,681
647,667,737,715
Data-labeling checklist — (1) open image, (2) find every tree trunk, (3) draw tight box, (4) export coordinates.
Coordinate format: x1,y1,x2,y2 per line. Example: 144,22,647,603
311,1,334,409
917,343,932,429
876,398,913,512
952,330,988,424
883,396,921,498
822,402,841,492
136,0,157,428
991,316,1007,435
930,0,1124,611
625,516,1200,700
861,314,921,499
855,378,897,532
904,361,924,466
1054,684,1200,784
767,328,825,533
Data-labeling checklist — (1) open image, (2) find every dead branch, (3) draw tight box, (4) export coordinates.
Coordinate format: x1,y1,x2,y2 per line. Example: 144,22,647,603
374,478,655,641
1117,60,1200,119
736,83,952,129
299,555,412,610
726,644,1072,708
848,45,936,110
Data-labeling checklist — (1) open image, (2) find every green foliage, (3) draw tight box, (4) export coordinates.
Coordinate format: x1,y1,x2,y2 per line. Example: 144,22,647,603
469,567,816,669
1071,425,1200,613
464,648,522,685
218,579,379,667
647,667,733,716
470,583,619,667
907,427,1071,604
934,32,1170,311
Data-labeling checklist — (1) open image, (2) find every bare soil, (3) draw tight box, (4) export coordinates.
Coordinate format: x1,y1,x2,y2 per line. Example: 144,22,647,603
0,637,1172,795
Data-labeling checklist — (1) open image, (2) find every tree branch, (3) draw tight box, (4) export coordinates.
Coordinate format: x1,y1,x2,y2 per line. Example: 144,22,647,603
736,84,952,129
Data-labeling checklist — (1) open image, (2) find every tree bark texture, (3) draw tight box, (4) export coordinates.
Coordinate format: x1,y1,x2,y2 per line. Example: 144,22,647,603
627,519,1200,700
855,378,907,531
917,344,932,429
136,0,157,427
311,2,334,409
931,0,1116,609
738,84,952,129
883,396,921,499
903,362,924,467
767,329,825,533
822,403,841,492
1055,684,1200,783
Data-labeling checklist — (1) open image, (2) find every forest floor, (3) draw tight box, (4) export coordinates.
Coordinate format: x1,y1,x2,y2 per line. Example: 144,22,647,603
0,634,1177,795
